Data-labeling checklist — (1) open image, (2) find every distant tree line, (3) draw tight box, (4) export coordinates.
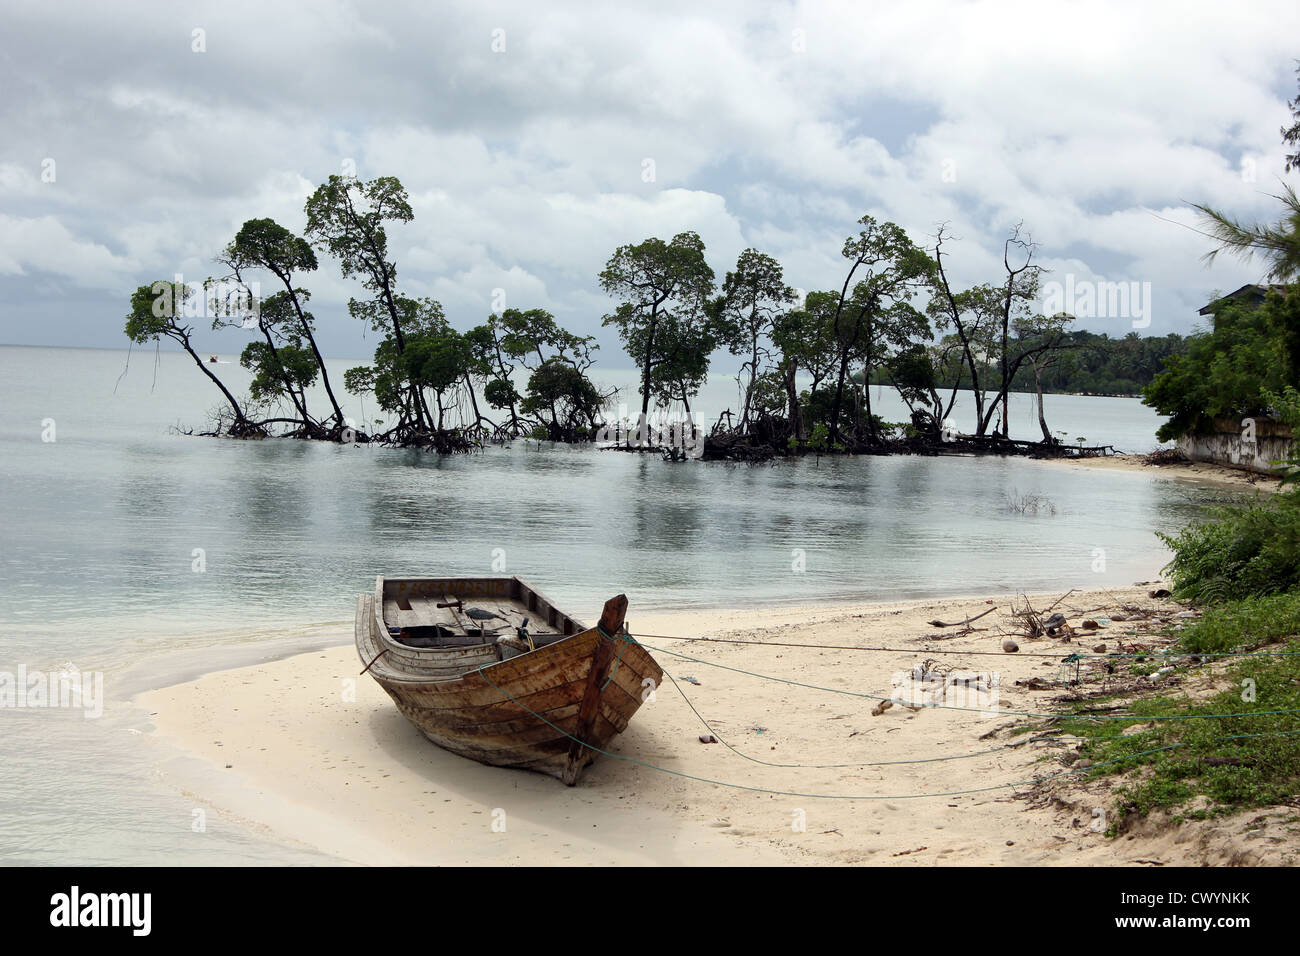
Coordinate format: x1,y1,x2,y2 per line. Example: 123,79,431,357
869,330,1190,398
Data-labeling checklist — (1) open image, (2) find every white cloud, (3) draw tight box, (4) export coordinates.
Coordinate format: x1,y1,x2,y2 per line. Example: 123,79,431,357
0,214,136,285
1,0,1297,354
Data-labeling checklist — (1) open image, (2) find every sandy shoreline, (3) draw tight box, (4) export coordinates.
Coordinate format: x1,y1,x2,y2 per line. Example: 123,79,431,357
1039,453,1282,493
138,583,1282,866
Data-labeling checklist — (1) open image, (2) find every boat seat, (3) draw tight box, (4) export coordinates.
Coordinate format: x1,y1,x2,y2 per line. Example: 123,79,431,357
392,624,497,648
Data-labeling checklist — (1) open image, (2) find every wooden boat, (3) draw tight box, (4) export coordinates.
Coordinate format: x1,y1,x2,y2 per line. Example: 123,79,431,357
354,576,663,785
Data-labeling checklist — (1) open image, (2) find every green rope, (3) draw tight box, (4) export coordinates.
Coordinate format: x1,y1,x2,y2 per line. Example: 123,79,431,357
472,656,1300,799
657,666,1092,769
598,625,634,692
630,631,1300,660
637,640,1300,722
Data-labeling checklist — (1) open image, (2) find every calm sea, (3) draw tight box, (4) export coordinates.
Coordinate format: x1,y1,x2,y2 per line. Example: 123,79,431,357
0,345,1225,863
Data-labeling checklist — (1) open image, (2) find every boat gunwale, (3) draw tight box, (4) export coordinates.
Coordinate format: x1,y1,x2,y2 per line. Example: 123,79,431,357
360,580,637,688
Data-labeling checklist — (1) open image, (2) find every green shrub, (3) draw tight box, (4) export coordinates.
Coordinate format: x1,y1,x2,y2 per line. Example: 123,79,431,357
1177,591,1300,654
1159,491,1300,602
1055,637,1300,822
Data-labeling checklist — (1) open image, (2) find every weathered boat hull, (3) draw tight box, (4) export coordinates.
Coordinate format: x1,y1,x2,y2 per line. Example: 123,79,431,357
355,577,662,785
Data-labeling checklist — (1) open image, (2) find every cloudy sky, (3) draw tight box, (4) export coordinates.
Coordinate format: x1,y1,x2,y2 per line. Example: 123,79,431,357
2,0,1298,366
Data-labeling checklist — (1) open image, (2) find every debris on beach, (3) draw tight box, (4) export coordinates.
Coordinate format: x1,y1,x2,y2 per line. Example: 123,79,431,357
1042,612,1067,633
891,846,927,857
1015,677,1054,690
911,660,945,682
926,605,998,633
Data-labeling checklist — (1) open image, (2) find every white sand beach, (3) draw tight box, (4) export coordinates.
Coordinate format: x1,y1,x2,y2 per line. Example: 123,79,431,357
132,584,1297,866
1042,453,1283,492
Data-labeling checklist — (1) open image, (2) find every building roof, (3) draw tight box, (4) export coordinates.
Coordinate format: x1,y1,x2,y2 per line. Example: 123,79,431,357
1198,283,1291,315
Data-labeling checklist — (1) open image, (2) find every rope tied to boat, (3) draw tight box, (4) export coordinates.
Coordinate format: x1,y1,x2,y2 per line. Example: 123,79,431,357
628,631,1300,660
596,623,637,691
635,639,1300,721
470,654,1300,799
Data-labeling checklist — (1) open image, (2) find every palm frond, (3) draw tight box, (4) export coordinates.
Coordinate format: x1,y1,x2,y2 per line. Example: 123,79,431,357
1192,181,1300,282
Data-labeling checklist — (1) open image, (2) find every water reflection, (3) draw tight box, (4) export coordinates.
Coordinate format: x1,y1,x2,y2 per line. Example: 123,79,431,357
0,347,1238,662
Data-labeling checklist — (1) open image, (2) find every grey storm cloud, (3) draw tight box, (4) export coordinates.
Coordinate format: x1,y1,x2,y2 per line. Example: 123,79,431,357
1,0,1298,361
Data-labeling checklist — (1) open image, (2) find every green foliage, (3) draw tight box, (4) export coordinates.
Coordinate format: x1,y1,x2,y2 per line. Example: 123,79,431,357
1193,71,1300,281
600,231,716,413
1265,384,1300,427
714,249,797,425
465,308,599,437
805,422,838,453
990,329,1184,396
520,359,604,438
495,307,595,368
801,387,857,436
748,369,790,420
1158,491,1300,602
304,175,411,292
403,328,471,396
1054,638,1300,822
888,342,944,434
345,341,403,414
774,291,841,388
346,297,469,426
770,218,937,447
1284,60,1300,174
1192,183,1300,284
1142,289,1300,441
237,291,321,405
124,280,251,428
483,377,521,411
216,216,343,429
1176,592,1300,654
1262,385,1300,484
822,215,937,444
124,281,193,342
240,340,317,403
342,365,376,402
228,218,318,279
